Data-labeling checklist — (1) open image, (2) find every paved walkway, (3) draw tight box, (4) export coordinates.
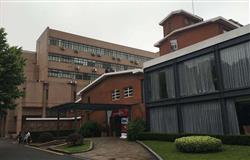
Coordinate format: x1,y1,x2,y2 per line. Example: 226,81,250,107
75,137,156,160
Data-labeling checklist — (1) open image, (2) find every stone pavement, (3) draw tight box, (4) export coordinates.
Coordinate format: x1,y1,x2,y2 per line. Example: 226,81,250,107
75,137,157,160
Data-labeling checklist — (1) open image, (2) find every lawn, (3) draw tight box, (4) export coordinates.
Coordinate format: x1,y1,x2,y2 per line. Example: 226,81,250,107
143,141,250,160
55,140,91,154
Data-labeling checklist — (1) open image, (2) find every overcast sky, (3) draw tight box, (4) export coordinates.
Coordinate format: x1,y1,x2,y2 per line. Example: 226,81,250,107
0,0,249,53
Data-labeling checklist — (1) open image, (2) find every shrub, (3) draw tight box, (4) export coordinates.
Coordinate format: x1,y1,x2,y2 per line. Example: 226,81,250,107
79,121,101,137
38,132,54,143
66,133,83,146
138,132,250,146
175,136,222,153
127,119,145,141
31,130,75,142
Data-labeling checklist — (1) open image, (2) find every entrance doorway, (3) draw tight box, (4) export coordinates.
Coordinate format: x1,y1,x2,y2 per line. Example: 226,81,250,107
110,116,122,137
236,101,250,135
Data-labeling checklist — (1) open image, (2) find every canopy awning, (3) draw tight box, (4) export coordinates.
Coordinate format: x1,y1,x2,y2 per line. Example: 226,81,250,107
49,102,131,112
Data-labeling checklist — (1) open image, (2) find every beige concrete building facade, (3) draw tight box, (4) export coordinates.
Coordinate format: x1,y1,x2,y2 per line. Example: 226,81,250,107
3,27,158,137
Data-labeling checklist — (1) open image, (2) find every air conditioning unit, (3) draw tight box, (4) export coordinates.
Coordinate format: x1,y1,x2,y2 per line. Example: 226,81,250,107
60,46,65,51
74,50,78,53
92,68,97,73
75,66,80,70
68,80,77,84
97,54,101,57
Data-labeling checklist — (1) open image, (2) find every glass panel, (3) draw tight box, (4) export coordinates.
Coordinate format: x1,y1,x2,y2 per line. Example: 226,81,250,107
150,106,178,133
148,66,175,101
220,41,250,89
181,101,223,134
178,53,218,96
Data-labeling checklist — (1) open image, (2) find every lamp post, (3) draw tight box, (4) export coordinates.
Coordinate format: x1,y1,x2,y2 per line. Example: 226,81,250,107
68,79,78,130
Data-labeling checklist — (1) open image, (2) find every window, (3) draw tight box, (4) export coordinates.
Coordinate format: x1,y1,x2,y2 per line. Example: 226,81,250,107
48,53,136,71
181,101,223,134
124,87,133,97
220,41,250,89
159,72,167,99
148,66,175,101
170,39,178,51
48,69,99,81
178,53,218,96
184,18,189,25
48,37,152,63
112,89,120,100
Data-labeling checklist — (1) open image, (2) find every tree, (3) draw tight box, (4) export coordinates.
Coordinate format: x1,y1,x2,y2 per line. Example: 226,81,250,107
0,28,25,109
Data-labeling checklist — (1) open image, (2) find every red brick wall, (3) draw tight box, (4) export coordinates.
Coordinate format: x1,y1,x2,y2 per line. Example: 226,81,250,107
80,73,145,125
162,14,200,36
160,23,222,55
163,14,186,36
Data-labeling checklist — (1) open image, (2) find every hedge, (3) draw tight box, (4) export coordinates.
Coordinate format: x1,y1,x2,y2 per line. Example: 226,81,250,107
31,130,75,142
138,132,250,146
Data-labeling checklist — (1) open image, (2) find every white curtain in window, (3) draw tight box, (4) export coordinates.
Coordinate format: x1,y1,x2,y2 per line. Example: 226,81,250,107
149,66,175,101
181,101,223,135
149,72,160,101
164,67,175,98
225,99,240,135
150,106,179,133
178,54,216,96
220,41,250,89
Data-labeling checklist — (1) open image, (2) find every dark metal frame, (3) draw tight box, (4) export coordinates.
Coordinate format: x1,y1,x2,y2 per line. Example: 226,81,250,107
49,102,131,137
144,33,250,134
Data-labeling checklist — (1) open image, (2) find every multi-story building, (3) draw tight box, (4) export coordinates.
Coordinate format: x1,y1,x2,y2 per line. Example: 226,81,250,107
3,27,158,137
155,9,241,56
144,24,249,135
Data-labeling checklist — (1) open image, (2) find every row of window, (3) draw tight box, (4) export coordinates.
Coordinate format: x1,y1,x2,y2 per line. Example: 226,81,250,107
48,69,99,81
48,53,136,71
148,41,250,101
112,87,133,100
48,38,152,63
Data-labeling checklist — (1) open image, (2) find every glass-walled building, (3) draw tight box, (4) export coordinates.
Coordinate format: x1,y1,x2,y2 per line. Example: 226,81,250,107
143,25,250,135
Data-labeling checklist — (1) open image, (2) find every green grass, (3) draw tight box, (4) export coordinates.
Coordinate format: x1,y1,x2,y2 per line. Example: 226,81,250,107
143,141,250,160
55,140,91,153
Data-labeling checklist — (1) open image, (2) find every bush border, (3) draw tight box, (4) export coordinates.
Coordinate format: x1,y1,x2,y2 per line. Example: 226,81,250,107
138,132,250,146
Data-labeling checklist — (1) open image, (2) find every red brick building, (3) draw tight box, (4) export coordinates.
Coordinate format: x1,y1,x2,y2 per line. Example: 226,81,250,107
76,69,144,136
155,10,241,56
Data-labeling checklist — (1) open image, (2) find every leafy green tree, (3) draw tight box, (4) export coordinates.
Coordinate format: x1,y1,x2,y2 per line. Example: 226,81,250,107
0,28,25,109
